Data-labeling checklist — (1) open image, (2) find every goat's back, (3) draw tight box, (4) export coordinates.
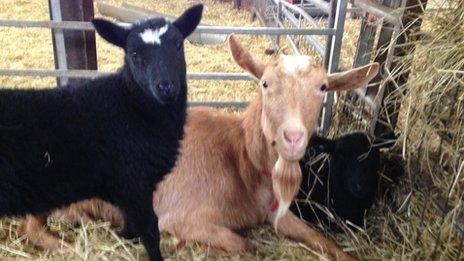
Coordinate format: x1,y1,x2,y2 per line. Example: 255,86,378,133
155,107,272,231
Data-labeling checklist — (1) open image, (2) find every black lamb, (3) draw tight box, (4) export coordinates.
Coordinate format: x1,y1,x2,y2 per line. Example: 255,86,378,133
292,131,396,231
0,4,203,260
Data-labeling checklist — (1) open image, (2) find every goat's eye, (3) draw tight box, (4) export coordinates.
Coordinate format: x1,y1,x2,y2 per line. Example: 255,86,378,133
261,80,268,89
320,83,328,91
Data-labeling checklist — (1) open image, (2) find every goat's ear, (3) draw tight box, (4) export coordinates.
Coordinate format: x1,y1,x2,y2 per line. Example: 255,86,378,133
228,35,265,79
309,135,336,153
173,4,203,39
373,131,397,149
92,19,130,48
326,63,379,91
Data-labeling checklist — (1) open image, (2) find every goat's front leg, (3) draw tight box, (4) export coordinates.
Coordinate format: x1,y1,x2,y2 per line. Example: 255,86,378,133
164,219,251,253
269,212,356,261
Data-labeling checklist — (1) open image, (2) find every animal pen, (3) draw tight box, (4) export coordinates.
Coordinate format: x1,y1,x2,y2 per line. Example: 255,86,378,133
0,0,463,260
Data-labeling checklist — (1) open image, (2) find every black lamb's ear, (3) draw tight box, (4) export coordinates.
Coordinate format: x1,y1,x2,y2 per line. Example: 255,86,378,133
173,4,203,38
92,18,130,48
373,131,397,149
309,135,336,153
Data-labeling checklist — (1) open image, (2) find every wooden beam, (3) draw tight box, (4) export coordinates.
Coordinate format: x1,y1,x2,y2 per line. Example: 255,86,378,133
48,0,97,86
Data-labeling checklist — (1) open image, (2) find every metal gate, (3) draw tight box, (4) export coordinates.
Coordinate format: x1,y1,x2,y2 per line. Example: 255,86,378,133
0,0,409,135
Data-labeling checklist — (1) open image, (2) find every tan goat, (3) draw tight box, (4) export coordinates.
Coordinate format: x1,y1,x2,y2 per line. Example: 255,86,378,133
19,36,378,260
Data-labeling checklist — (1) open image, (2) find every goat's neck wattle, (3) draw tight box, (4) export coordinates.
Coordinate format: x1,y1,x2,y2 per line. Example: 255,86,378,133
242,93,302,225
242,93,277,178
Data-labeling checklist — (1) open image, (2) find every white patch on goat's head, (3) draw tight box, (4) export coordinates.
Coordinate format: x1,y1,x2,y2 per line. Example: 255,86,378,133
281,55,311,75
139,24,169,45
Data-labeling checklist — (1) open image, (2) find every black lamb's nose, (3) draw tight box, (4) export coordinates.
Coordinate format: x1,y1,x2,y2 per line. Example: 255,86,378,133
157,81,174,96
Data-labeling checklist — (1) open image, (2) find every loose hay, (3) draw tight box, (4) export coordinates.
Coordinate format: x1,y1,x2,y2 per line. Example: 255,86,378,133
327,0,464,260
1,0,463,260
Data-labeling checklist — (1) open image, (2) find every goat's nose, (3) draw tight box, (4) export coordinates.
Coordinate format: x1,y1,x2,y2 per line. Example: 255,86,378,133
157,81,174,95
283,130,304,144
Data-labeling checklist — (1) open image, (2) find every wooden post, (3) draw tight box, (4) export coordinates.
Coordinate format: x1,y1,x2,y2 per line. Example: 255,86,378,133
233,0,242,9
48,0,97,86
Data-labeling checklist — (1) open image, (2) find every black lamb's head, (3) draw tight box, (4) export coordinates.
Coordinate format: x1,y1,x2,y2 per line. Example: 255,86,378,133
92,4,203,104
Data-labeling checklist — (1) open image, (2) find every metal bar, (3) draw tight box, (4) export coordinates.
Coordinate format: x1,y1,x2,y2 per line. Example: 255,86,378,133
252,6,280,53
320,0,337,136
0,20,95,30
194,26,335,35
0,19,336,35
287,34,302,55
274,14,301,55
0,69,253,80
353,16,378,68
98,2,173,23
188,72,253,80
276,1,282,47
275,0,320,28
121,3,176,20
297,2,361,13
188,101,248,108
0,69,105,78
348,13,379,106
323,0,336,69
306,0,331,14
278,5,325,54
365,0,396,98
354,0,400,24
320,0,349,135
49,0,68,86
327,0,348,73
0,19,332,36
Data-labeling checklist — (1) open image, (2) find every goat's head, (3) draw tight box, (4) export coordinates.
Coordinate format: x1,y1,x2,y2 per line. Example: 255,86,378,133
92,4,203,104
229,36,379,162
229,36,379,224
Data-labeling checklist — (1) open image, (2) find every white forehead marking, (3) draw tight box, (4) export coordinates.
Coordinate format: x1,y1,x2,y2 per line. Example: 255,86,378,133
139,24,169,45
119,22,132,29
281,55,311,74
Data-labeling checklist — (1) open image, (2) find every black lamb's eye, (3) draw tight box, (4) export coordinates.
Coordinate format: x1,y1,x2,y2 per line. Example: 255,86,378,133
176,42,182,51
261,80,268,89
130,52,143,64
320,83,328,91
130,51,138,60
